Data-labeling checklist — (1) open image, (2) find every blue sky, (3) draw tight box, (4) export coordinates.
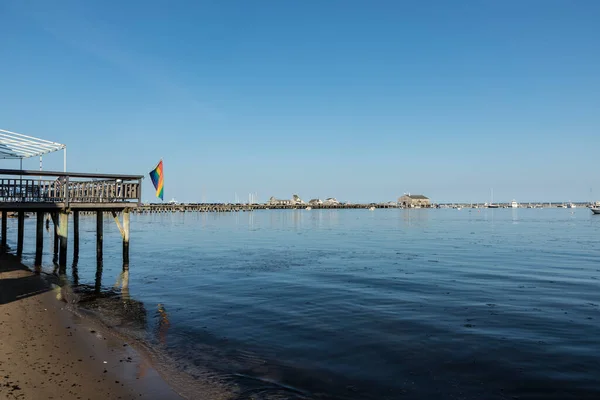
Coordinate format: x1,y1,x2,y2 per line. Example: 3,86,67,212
1,1,599,203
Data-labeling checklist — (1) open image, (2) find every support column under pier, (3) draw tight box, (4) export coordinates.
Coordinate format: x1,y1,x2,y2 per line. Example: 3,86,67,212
96,211,103,263
95,211,104,294
58,211,68,269
51,212,59,263
73,210,80,257
17,211,24,257
122,209,130,270
1,210,7,250
35,211,44,268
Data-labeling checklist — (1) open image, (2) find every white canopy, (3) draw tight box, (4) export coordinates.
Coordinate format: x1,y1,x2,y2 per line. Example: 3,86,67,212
0,128,66,171
0,128,65,158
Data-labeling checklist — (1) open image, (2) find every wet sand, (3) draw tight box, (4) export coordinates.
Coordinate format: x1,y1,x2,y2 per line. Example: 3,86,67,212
0,253,183,400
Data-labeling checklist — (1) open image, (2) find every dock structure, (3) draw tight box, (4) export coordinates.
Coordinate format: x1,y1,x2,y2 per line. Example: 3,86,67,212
0,169,142,273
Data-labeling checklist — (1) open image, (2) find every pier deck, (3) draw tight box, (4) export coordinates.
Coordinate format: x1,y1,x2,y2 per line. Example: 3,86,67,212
0,169,143,271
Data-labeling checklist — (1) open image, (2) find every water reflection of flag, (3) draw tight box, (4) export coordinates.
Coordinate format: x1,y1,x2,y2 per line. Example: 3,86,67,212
149,160,164,200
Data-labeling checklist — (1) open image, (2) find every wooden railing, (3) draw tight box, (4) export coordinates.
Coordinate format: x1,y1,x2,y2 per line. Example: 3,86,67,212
0,169,143,206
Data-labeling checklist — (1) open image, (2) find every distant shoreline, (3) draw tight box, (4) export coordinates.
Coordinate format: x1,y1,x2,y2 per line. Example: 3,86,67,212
127,202,598,213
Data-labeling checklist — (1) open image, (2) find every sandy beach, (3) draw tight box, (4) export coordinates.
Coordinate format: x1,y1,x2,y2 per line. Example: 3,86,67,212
0,253,183,400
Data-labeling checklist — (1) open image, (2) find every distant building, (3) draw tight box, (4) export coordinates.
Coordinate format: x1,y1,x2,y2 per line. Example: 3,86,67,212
292,194,306,205
308,198,323,205
323,197,340,205
268,196,293,206
398,194,431,208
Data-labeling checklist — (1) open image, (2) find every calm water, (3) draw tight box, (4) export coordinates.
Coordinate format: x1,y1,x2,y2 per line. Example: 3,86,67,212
11,208,600,399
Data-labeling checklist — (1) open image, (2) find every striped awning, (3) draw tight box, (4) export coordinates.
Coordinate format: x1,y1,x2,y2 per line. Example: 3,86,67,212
0,128,66,159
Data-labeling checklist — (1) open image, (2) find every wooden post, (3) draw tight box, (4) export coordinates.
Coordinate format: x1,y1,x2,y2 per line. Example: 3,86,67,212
1,210,7,250
73,210,79,256
35,211,44,267
58,211,68,269
96,211,103,262
122,209,130,270
51,212,59,262
95,211,104,294
17,211,24,257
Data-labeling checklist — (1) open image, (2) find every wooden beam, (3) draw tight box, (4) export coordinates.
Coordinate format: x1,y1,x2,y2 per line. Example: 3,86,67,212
111,211,125,238
0,168,143,180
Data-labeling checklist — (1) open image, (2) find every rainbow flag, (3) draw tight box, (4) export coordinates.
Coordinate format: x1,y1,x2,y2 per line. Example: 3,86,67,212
149,160,164,200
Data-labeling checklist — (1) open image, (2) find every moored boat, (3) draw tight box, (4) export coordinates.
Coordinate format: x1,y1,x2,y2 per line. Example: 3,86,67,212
591,208,600,215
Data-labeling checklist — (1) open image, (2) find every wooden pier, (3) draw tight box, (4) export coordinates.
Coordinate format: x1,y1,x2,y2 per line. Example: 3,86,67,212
0,169,142,274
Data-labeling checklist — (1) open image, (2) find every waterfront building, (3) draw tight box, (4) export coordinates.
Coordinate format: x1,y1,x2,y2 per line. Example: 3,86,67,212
323,198,340,205
398,194,431,208
268,196,293,206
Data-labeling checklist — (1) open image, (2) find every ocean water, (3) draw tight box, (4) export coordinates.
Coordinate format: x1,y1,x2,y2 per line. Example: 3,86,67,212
10,208,600,399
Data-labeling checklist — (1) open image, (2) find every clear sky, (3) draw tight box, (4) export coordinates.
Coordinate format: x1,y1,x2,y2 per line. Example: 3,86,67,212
1,1,599,203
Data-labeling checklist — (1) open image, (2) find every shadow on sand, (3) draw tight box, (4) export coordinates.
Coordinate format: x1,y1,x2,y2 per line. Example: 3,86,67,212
0,253,51,305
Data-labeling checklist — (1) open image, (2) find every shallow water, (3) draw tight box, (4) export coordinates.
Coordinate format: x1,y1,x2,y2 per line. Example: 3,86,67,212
11,208,600,399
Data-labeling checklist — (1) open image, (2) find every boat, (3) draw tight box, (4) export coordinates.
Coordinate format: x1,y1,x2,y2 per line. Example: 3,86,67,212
511,200,518,208
305,206,312,211
369,206,375,211
487,189,499,208
566,202,576,209
591,208,600,215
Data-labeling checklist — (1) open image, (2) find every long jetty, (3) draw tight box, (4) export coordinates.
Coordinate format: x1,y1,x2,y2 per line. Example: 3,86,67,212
132,202,400,213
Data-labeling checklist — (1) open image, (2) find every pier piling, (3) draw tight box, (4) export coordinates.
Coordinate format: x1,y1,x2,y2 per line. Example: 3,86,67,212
73,210,79,257
96,211,103,263
35,211,44,267
51,212,59,262
17,211,24,257
122,209,130,270
1,210,6,249
58,211,68,269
